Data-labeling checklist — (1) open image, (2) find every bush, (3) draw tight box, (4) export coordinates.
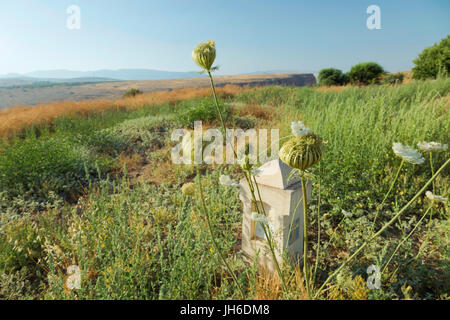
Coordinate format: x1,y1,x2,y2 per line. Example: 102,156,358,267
123,88,143,98
104,115,176,155
349,62,385,85
0,138,102,211
342,72,351,85
381,73,405,85
318,68,345,86
412,36,450,80
177,98,230,127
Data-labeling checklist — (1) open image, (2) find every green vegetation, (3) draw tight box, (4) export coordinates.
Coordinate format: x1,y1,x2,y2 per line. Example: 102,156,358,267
380,73,404,85
318,68,345,86
348,62,385,85
0,79,449,299
412,35,450,80
123,88,143,98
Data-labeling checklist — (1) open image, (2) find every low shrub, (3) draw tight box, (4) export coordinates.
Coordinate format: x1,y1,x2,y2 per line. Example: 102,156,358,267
123,88,143,98
0,137,103,212
177,98,231,127
92,115,177,157
381,73,405,85
318,68,345,86
349,62,385,85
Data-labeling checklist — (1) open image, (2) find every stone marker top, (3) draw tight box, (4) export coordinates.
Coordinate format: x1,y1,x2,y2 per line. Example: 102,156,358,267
253,159,300,190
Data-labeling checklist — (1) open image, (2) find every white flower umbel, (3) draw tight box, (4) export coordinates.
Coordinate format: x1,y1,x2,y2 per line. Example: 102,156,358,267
425,191,447,203
219,175,239,187
417,141,448,152
392,142,425,164
291,121,311,137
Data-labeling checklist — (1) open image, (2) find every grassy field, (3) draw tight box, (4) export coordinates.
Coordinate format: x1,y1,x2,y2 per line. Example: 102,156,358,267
0,79,449,299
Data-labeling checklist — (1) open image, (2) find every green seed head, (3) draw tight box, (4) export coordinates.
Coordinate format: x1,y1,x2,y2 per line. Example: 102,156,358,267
192,40,216,72
278,133,326,170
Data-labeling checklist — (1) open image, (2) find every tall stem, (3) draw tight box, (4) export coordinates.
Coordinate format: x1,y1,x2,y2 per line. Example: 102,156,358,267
196,169,245,298
428,152,435,227
206,69,286,291
381,206,432,275
250,172,287,292
313,163,322,287
372,159,404,230
207,71,227,135
300,177,310,296
314,157,449,299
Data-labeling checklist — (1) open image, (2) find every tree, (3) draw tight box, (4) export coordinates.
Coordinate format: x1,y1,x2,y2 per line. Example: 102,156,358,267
318,68,345,86
412,35,450,80
349,62,385,85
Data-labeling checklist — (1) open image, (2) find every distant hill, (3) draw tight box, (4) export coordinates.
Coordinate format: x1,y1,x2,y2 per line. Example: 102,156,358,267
0,69,203,81
0,77,117,88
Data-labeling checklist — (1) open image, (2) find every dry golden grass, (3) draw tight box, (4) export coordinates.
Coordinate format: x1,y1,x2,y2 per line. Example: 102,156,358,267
0,85,247,138
255,265,308,300
401,71,414,84
231,103,275,121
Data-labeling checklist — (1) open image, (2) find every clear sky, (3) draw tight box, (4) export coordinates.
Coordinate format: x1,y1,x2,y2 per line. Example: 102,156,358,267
0,0,449,75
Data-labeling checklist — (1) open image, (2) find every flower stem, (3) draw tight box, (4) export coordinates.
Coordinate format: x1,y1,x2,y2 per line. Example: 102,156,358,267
381,206,432,275
207,71,227,135
314,157,450,299
206,68,287,292
428,152,435,227
313,163,322,288
196,169,245,298
300,176,310,297
250,172,288,292
372,159,404,230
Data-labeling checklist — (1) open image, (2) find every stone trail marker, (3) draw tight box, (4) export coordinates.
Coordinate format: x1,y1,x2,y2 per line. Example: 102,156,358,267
239,159,311,272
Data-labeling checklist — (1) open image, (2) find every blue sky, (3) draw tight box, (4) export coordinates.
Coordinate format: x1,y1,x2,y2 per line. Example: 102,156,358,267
0,0,449,75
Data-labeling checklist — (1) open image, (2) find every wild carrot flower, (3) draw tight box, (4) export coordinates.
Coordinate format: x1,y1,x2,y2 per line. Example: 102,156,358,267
392,142,425,164
417,141,448,152
192,40,216,72
181,182,196,196
279,133,326,170
219,175,239,187
425,191,447,203
291,121,311,137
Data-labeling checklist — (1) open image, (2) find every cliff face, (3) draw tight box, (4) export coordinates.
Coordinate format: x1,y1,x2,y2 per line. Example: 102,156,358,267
215,73,317,88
